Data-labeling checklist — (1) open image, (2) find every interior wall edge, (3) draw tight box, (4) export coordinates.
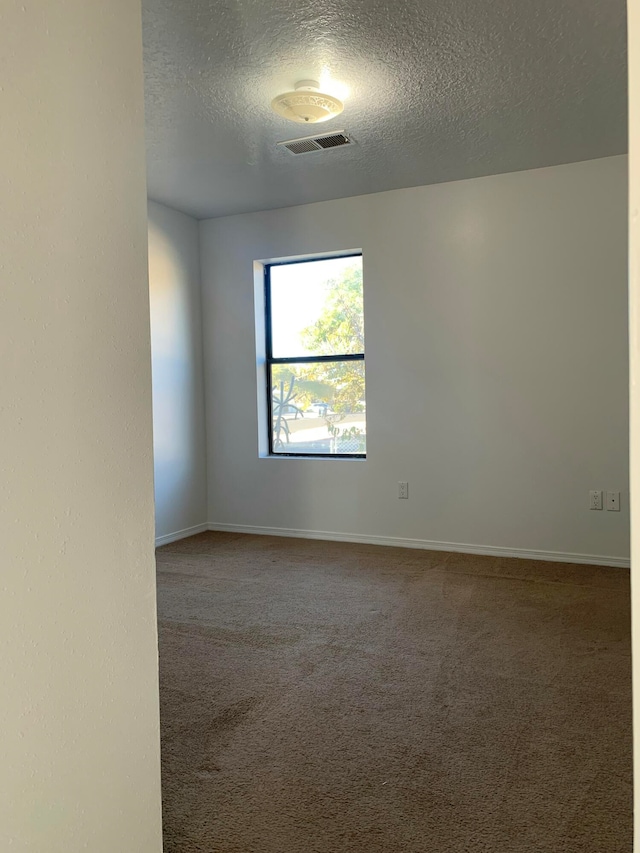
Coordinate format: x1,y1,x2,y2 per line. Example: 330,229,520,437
155,523,209,547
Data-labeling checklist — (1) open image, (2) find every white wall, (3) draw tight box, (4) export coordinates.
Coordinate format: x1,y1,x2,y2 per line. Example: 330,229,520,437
0,2,163,851
148,201,207,543
627,0,638,844
200,156,629,565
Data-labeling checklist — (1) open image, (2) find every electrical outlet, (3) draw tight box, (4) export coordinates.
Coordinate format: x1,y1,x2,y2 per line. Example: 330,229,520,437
398,482,409,499
589,490,603,511
606,490,620,512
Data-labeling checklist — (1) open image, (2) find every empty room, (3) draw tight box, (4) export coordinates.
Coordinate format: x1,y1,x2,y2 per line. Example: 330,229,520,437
144,1,633,849
145,0,631,850
4,0,636,852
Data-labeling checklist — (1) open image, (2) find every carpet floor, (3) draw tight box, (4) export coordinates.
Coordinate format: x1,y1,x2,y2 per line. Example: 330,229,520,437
156,532,631,852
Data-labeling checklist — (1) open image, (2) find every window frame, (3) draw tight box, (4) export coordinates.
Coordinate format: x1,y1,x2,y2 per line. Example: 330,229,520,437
264,253,366,459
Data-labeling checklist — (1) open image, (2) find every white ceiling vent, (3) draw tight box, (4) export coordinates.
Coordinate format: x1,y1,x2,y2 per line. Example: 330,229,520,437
277,131,352,155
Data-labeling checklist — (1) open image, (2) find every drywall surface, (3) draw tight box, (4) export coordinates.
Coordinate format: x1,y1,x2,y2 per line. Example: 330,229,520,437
627,0,639,842
201,156,629,563
148,201,207,542
0,2,162,851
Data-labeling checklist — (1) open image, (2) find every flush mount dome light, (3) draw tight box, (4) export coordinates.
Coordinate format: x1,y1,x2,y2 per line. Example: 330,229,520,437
271,80,344,124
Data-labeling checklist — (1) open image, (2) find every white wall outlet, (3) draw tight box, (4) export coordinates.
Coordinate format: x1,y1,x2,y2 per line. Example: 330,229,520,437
589,490,603,510
398,481,409,499
606,490,620,512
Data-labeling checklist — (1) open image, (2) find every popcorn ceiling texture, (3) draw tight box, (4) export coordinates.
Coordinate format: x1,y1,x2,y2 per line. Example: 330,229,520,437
143,0,627,219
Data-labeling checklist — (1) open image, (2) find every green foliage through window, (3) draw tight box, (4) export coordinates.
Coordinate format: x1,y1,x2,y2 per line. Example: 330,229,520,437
266,256,366,456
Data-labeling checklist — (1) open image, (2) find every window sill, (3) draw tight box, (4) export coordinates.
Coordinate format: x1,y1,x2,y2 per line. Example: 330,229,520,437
259,454,366,461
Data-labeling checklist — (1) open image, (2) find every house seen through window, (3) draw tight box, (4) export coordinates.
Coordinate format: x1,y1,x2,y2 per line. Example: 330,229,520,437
265,254,366,457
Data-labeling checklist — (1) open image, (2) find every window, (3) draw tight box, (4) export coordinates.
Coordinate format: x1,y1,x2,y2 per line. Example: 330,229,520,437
265,254,366,457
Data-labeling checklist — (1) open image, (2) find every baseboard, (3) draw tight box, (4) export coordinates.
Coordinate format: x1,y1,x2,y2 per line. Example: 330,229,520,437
156,523,209,547
206,522,630,568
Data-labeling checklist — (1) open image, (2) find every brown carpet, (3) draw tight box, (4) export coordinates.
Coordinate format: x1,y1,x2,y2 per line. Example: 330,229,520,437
156,532,631,852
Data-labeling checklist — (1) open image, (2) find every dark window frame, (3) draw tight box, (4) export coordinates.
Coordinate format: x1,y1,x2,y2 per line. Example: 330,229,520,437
265,254,366,459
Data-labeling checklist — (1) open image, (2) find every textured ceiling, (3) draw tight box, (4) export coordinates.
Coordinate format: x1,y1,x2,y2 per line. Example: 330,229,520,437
142,0,627,220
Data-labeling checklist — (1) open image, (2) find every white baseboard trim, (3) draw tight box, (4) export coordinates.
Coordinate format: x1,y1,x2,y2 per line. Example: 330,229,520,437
206,522,630,569
156,523,209,547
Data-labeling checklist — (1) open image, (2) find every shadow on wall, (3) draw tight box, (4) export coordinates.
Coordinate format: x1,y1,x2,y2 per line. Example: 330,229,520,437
148,203,207,540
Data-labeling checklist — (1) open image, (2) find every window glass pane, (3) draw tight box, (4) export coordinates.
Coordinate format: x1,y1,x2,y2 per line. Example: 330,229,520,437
271,361,366,455
270,256,364,358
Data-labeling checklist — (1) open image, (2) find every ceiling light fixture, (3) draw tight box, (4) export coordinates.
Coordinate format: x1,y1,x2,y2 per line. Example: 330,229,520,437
271,80,344,124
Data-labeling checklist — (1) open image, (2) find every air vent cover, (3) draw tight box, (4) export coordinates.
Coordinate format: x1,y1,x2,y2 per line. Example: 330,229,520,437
278,131,352,155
